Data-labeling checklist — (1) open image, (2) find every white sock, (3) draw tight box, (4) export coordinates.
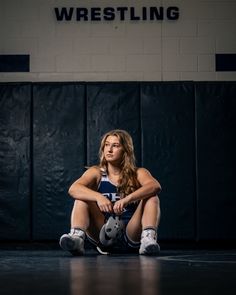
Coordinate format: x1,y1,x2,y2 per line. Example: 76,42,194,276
141,227,157,240
70,228,85,239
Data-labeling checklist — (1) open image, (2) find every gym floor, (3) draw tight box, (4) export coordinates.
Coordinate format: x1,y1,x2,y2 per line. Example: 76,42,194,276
0,247,236,295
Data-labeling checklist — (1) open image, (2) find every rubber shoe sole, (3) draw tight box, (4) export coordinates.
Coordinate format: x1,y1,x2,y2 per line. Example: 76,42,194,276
139,242,160,256
59,234,84,255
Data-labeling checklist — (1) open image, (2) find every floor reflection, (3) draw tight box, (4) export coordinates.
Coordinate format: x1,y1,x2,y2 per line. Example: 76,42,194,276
68,255,161,295
2,250,235,295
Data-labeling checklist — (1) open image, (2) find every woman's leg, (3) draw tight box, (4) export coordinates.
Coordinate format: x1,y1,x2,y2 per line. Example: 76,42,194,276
126,195,160,242
71,200,105,242
60,200,105,254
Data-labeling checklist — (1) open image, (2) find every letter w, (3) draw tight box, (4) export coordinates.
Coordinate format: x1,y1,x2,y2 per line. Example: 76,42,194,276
55,7,74,21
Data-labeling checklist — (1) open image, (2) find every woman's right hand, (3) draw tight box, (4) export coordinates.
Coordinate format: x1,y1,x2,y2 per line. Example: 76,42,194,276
96,195,113,213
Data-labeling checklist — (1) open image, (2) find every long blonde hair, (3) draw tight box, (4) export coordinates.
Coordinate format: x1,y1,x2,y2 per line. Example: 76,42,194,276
99,129,140,196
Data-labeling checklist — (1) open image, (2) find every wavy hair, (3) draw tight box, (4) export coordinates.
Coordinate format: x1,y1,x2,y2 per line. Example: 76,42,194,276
98,129,140,196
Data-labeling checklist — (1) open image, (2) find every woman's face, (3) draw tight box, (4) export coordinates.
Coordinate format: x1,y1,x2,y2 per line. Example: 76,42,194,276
103,135,124,164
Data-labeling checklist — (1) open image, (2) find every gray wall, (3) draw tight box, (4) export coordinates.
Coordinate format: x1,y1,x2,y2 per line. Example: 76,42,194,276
0,0,236,82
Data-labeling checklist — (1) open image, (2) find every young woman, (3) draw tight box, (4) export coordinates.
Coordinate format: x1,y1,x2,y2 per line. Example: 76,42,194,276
60,129,161,255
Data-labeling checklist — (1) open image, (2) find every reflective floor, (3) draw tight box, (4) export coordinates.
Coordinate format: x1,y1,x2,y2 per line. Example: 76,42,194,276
0,248,236,295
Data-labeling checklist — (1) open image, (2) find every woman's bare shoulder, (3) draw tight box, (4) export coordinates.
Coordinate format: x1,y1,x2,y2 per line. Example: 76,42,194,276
83,165,102,178
136,167,161,189
136,167,158,182
72,166,102,188
136,167,152,176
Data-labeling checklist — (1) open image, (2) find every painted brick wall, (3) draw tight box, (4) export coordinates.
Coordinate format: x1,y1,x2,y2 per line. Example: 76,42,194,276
0,0,236,81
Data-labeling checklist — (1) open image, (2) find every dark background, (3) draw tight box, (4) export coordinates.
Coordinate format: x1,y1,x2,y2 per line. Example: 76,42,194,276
0,81,235,244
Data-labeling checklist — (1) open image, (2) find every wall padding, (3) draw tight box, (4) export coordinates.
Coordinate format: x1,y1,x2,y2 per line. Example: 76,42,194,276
0,81,235,242
0,83,31,240
87,83,141,166
32,83,86,240
196,82,236,240
141,82,196,240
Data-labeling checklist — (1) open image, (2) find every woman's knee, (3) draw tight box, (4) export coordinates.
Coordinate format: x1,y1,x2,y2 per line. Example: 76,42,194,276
143,195,160,208
73,200,103,217
73,199,88,208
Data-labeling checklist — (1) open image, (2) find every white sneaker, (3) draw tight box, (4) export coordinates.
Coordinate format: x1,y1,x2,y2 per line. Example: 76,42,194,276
139,229,160,255
59,229,85,255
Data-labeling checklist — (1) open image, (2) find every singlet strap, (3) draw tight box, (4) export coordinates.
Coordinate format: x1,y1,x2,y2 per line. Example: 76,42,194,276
100,168,109,180
97,168,110,190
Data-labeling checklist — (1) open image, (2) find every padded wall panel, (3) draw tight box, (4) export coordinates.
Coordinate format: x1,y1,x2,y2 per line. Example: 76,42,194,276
141,82,196,240
0,83,31,240
87,83,141,166
196,82,236,240
33,83,85,240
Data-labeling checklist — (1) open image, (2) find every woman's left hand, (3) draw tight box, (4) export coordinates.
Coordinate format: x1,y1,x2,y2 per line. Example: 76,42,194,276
113,198,128,215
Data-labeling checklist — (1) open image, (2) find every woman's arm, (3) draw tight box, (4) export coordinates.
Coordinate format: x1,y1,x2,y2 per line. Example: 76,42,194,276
113,168,161,214
126,167,161,203
68,166,114,213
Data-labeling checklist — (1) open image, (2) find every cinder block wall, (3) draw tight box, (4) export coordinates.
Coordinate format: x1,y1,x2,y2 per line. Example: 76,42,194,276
0,0,236,82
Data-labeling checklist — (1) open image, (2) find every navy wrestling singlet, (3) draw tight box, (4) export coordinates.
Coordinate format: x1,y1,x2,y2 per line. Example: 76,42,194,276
97,171,138,225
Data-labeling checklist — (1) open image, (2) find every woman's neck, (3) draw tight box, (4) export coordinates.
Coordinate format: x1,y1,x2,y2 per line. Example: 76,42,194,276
107,163,121,176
